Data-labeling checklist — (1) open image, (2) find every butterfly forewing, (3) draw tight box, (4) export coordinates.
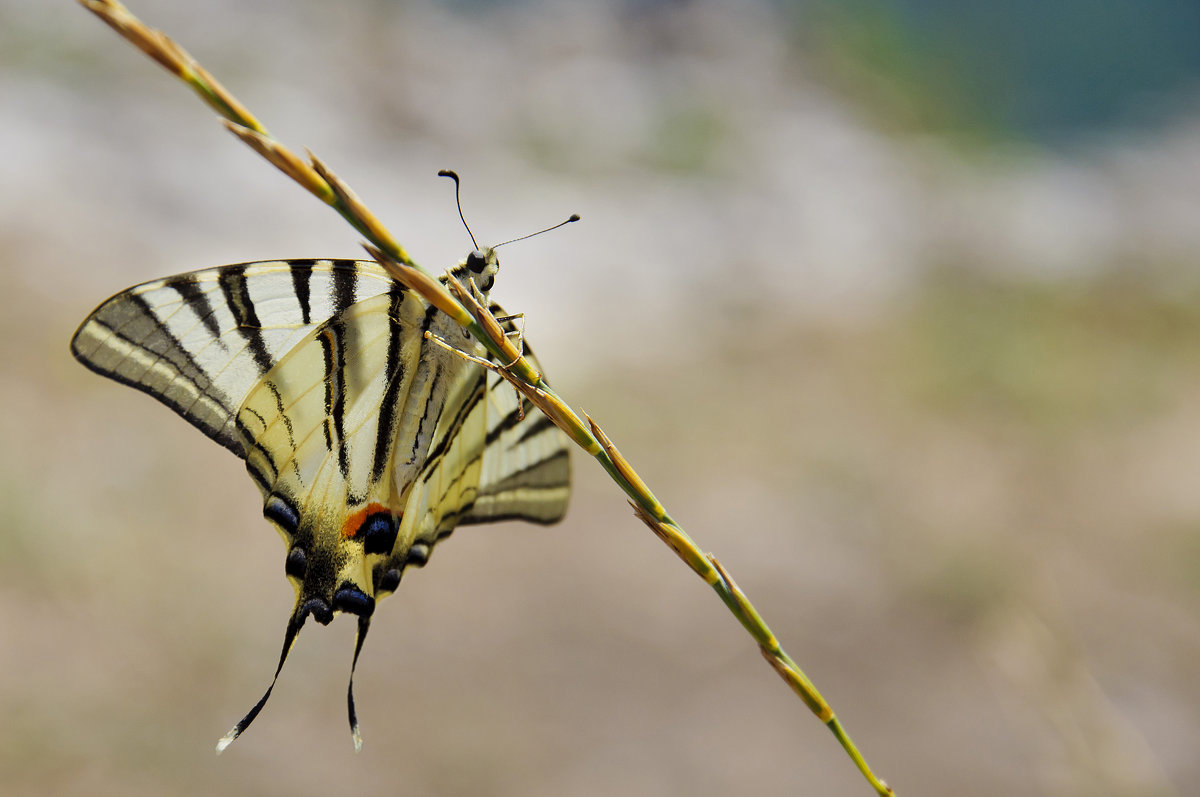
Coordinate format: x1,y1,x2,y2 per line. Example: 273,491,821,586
70,259,395,456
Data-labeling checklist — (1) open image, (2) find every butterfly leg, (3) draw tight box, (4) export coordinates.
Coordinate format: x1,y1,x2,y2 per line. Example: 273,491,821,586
424,329,529,420
426,320,525,370
424,330,498,370
493,312,527,358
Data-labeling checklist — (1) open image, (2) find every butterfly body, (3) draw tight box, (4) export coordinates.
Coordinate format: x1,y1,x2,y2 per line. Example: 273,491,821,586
71,255,570,747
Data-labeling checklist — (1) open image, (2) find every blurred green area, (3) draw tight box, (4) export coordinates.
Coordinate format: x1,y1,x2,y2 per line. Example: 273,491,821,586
901,270,1200,430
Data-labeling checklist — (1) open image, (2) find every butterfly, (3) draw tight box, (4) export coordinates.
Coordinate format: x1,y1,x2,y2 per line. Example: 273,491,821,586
70,252,571,750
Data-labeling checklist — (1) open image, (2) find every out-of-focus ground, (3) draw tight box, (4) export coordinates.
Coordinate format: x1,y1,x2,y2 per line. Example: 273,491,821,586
3,1,1199,795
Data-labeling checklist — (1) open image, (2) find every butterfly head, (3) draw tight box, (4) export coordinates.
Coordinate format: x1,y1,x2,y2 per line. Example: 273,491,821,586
440,166,576,299
464,247,499,294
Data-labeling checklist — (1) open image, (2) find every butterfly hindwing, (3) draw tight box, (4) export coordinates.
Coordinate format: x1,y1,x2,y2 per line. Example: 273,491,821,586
461,352,571,526
236,285,426,608
236,286,419,506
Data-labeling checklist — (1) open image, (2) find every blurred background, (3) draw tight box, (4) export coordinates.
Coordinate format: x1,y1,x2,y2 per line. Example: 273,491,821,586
3,0,1199,794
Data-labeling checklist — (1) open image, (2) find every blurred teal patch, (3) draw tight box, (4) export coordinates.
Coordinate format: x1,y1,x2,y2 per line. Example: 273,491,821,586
790,0,1200,144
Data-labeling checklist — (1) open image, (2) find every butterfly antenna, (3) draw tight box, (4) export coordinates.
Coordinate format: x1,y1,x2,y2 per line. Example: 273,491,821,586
438,169,479,250
492,214,581,250
346,615,372,752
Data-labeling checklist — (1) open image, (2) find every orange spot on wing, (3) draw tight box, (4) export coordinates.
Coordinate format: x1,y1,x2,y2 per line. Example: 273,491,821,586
341,502,389,538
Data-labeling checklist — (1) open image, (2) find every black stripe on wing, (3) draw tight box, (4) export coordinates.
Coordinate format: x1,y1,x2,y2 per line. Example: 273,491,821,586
290,260,315,325
371,284,415,483
173,274,223,340
71,298,241,454
218,264,274,375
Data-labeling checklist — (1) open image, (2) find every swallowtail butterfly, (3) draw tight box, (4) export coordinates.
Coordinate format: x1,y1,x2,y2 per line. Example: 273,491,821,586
70,252,571,750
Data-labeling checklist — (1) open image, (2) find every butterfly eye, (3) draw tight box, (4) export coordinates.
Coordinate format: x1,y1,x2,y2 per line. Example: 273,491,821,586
466,250,489,273
285,546,307,579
